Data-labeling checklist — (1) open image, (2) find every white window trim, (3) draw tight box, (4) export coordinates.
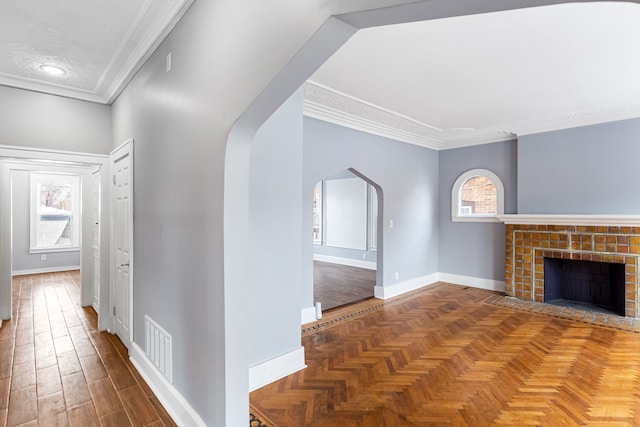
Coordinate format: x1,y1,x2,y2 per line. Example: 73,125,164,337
451,169,504,223
30,172,81,253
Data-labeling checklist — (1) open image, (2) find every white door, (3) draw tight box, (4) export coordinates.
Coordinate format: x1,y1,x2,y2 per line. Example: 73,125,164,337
91,167,101,313
111,141,133,345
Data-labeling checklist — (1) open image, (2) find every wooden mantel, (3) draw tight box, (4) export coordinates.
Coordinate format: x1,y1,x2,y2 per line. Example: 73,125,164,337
497,214,640,227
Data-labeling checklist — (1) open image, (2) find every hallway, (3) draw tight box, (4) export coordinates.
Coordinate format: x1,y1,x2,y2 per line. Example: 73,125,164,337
0,272,175,426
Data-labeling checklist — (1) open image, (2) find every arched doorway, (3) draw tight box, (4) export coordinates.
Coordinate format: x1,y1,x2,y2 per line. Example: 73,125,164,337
223,1,579,423
311,169,383,312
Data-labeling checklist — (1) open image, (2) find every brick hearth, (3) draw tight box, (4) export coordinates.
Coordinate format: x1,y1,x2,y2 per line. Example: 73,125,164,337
505,224,639,318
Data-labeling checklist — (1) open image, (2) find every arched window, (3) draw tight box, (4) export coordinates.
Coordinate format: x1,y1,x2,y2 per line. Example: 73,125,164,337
451,169,504,222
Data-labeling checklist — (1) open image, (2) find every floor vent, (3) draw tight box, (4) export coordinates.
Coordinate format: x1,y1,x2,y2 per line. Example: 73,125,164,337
145,315,173,384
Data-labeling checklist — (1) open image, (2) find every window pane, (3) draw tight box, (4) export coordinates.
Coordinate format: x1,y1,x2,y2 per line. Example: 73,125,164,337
460,176,497,214
38,180,73,247
30,173,80,251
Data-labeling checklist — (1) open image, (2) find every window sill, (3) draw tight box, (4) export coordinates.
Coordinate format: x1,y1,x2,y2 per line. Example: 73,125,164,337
30,247,80,254
452,216,501,223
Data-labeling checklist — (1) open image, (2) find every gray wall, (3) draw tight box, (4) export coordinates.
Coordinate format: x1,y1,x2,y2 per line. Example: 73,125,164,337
249,90,303,366
111,28,223,421
11,170,80,272
111,1,367,422
0,85,111,154
303,117,439,307
518,118,640,214
438,140,517,280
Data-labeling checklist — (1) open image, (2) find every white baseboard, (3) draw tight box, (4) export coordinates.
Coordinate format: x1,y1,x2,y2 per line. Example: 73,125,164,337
438,273,505,292
374,273,439,299
12,265,80,276
373,272,505,299
301,306,317,325
249,346,306,392
313,254,376,270
130,342,206,427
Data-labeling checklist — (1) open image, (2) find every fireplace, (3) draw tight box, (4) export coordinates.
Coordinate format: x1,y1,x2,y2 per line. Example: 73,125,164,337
502,219,640,318
543,257,625,316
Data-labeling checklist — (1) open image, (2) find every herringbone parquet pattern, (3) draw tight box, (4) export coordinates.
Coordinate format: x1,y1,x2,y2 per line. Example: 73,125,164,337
250,283,640,426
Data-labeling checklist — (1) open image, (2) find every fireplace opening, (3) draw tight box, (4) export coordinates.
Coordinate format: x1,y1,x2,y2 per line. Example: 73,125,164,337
544,258,625,316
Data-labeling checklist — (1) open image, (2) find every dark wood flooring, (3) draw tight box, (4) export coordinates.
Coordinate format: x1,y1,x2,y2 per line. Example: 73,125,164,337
251,282,640,426
0,271,176,427
313,261,376,311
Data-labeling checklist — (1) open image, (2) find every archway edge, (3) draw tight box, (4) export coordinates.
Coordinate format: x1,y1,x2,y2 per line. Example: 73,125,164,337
347,167,385,288
312,167,384,289
338,0,607,29
223,0,612,424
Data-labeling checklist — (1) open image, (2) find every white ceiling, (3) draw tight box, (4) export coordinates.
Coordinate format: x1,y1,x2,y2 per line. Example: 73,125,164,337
306,2,640,150
0,0,194,104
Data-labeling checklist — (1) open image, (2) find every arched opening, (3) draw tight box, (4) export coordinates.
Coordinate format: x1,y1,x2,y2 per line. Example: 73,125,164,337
224,1,583,423
311,169,383,313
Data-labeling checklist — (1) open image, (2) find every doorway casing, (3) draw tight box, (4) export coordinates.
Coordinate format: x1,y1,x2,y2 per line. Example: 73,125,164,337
0,144,111,331
311,168,384,315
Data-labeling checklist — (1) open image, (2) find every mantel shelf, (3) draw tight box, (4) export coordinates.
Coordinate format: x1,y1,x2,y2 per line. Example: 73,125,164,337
496,214,640,226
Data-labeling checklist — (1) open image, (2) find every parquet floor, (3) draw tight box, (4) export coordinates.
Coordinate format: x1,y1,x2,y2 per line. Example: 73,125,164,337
250,283,640,426
0,271,176,427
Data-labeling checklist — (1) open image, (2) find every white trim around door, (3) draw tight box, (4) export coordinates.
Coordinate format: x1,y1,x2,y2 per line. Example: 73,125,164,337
0,145,110,330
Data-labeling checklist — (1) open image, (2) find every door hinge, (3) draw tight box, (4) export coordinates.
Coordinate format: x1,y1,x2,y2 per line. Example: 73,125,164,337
113,175,116,185
113,306,116,316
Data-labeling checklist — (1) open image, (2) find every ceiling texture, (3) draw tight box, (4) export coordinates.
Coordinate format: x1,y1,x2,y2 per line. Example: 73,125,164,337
0,0,194,104
2,2,640,150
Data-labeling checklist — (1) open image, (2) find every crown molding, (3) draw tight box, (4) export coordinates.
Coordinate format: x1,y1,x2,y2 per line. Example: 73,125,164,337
303,98,444,150
0,72,106,104
438,131,517,149
303,87,520,149
103,0,196,104
512,102,640,137
303,81,445,150
304,81,640,150
0,0,195,105
303,81,521,150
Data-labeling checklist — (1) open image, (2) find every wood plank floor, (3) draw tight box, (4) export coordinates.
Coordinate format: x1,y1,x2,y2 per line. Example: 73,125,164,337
251,282,640,426
0,271,176,427
314,261,376,311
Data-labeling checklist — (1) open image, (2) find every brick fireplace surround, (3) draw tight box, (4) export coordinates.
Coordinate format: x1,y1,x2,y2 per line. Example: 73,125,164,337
502,216,640,318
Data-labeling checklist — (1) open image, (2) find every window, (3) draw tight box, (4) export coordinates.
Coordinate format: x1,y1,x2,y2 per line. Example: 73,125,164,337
460,205,473,215
30,173,81,252
451,169,504,222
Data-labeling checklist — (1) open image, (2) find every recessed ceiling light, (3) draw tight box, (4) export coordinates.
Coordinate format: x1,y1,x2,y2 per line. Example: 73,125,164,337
39,64,67,76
